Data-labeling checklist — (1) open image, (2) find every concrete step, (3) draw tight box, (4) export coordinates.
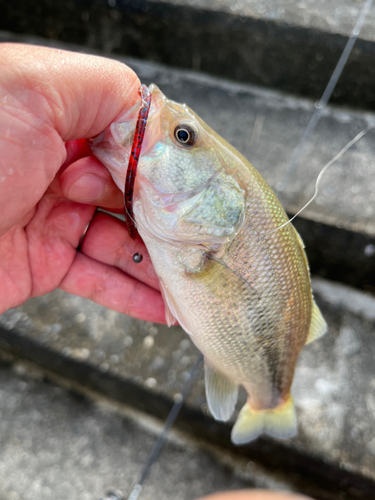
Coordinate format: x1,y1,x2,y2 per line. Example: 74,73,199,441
0,355,255,500
1,0,375,109
1,277,375,500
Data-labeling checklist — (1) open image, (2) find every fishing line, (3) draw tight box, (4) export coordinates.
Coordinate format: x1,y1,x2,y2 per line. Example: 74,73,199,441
123,354,204,500
278,0,374,193
269,124,372,234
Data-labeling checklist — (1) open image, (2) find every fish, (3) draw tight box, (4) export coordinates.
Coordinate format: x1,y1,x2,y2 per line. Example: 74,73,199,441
89,84,327,445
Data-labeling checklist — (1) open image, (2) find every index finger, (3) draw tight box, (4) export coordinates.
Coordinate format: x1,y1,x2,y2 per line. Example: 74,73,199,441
80,211,160,291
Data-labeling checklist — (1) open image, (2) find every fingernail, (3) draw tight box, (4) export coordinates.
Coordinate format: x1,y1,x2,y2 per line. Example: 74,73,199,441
68,174,103,202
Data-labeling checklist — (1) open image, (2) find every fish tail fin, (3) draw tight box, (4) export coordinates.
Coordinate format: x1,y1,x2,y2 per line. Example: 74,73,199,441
231,395,297,445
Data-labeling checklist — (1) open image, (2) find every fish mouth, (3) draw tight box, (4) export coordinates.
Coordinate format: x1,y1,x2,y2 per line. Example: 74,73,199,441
148,83,167,120
88,85,162,152
86,84,168,192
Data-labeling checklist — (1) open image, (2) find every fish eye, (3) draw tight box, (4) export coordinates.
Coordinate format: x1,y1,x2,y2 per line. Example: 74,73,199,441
174,124,196,146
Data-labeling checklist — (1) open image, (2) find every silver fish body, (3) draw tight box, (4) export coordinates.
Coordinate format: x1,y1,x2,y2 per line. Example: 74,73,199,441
90,84,327,444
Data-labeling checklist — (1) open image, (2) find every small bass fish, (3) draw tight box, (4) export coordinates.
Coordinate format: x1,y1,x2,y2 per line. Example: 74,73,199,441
90,84,327,444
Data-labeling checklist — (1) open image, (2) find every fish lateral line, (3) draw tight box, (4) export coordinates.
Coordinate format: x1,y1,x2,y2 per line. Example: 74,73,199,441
269,124,373,235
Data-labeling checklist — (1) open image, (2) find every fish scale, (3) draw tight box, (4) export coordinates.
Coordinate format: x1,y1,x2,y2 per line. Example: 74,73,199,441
89,83,327,444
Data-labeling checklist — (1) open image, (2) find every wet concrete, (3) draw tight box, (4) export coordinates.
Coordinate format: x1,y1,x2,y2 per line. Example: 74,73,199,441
153,0,375,41
0,26,375,500
1,277,375,499
0,356,252,500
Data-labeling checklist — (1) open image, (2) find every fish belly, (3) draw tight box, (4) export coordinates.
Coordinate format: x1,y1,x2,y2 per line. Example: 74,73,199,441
139,228,310,412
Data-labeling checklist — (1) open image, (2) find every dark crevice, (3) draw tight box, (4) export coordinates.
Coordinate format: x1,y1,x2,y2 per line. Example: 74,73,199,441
292,216,375,294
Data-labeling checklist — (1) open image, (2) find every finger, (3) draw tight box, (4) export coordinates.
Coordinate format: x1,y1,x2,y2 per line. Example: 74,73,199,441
0,44,140,233
197,491,312,500
60,251,166,324
63,139,92,168
80,212,160,291
0,43,141,141
60,156,124,211
26,195,97,297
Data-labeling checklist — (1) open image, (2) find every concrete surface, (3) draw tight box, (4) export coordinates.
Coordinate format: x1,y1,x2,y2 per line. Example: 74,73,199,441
1,277,375,499
0,356,253,500
153,0,375,40
1,0,375,108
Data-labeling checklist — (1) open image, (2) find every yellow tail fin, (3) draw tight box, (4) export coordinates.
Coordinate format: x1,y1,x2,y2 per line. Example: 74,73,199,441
231,395,297,445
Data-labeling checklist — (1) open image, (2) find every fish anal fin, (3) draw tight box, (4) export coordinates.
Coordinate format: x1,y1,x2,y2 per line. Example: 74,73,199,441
231,395,297,445
205,361,238,422
306,301,327,345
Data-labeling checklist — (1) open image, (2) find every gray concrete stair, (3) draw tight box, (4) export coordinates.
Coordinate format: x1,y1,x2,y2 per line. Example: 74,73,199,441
1,278,375,500
0,355,253,500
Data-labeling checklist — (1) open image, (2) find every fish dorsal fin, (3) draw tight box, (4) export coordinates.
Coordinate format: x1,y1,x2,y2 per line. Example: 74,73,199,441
294,226,305,249
204,361,238,422
293,226,310,272
306,301,327,345
231,395,297,445
292,228,326,345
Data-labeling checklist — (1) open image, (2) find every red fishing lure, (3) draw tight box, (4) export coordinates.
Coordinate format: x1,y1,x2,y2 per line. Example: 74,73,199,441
124,84,152,239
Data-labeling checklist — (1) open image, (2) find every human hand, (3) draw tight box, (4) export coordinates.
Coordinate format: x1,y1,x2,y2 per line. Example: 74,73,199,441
0,43,166,322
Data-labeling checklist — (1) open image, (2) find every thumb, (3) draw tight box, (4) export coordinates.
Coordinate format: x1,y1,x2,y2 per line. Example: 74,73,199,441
0,43,140,141
0,44,139,235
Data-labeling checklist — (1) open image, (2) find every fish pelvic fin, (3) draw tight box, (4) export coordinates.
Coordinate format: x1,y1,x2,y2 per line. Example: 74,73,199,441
158,278,197,334
306,301,327,345
158,278,178,327
231,395,297,445
205,361,238,422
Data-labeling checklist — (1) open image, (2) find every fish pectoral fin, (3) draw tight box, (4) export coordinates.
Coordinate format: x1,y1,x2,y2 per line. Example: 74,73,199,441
305,301,327,345
231,395,297,445
205,361,238,422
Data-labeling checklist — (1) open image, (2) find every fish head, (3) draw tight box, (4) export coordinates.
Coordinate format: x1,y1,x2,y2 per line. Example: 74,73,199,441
89,84,247,248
